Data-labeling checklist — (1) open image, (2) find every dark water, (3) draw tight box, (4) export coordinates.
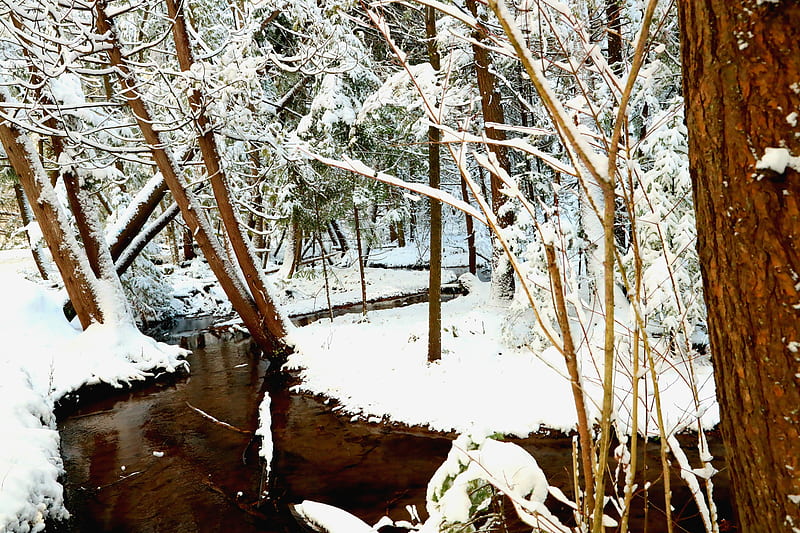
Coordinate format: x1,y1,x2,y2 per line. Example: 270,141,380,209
55,330,735,532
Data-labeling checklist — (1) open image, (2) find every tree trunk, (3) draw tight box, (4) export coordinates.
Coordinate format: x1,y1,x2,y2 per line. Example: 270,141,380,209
108,177,169,261
605,0,623,77
166,0,287,345
679,3,800,532
354,205,367,316
115,202,180,275
183,227,196,261
466,0,514,299
13,181,52,280
459,175,477,275
0,98,103,327
426,4,442,363
61,168,104,279
95,0,284,353
330,220,349,254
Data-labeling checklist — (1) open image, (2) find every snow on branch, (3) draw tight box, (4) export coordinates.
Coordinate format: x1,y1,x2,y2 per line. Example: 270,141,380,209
438,124,577,177
371,0,478,29
298,147,488,225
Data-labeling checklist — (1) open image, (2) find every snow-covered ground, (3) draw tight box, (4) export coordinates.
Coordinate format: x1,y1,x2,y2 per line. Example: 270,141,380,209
283,273,719,437
0,246,719,532
0,250,187,532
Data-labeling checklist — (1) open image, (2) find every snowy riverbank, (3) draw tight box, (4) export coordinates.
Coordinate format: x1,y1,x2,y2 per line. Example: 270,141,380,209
282,273,719,438
0,247,720,531
0,251,187,532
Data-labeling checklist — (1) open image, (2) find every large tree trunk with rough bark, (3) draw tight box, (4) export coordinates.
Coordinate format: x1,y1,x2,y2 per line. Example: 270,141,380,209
679,3,800,532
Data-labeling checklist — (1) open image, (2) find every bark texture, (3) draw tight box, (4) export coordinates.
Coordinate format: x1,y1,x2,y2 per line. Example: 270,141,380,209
465,0,514,300
0,110,103,327
95,0,284,353
426,4,442,363
13,181,52,280
679,2,800,531
166,0,287,345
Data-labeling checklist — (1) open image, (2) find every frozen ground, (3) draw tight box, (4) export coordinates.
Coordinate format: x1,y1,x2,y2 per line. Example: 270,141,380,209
282,273,719,437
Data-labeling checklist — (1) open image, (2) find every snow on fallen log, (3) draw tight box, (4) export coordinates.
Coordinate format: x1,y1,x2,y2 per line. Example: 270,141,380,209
290,500,375,533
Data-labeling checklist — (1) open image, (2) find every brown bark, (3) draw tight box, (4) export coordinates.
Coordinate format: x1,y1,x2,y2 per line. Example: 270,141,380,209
166,0,287,344
109,180,169,261
95,0,282,353
115,202,181,276
464,0,511,224
13,181,51,280
679,2,800,531
0,109,103,327
182,227,196,261
465,0,514,300
605,0,623,77
426,4,442,363
61,168,104,278
354,205,368,316
544,243,595,514
330,220,349,254
459,175,477,275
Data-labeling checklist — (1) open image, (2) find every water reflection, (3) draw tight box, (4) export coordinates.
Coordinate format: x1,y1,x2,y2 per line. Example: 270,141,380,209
55,333,733,532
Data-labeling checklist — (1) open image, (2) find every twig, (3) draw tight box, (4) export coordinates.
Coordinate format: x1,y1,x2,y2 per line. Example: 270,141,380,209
185,401,252,435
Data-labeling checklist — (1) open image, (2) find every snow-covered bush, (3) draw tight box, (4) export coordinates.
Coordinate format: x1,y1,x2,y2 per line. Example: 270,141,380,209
425,434,568,533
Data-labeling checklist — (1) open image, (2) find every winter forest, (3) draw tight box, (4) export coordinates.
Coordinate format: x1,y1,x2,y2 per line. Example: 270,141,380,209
0,0,798,531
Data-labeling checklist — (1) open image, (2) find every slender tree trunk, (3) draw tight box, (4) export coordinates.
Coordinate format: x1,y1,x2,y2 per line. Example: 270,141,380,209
426,4,442,363
459,176,477,275
183,228,196,261
61,168,104,278
95,0,283,353
605,0,623,77
115,203,180,275
108,178,169,261
679,3,800,532
291,224,303,277
330,220,349,254
354,205,367,316
465,0,514,300
167,220,179,264
166,0,287,345
13,181,52,280
0,100,103,327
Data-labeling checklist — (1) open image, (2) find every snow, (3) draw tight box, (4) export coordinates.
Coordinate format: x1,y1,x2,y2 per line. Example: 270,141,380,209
284,273,718,437
255,391,273,493
0,252,188,532
0,242,719,530
755,147,800,174
424,434,568,532
291,500,375,532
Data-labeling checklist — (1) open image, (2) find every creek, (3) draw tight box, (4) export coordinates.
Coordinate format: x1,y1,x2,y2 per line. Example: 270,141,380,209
54,316,735,532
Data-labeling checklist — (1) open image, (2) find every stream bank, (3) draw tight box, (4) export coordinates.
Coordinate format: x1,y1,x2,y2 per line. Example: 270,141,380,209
53,327,734,533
